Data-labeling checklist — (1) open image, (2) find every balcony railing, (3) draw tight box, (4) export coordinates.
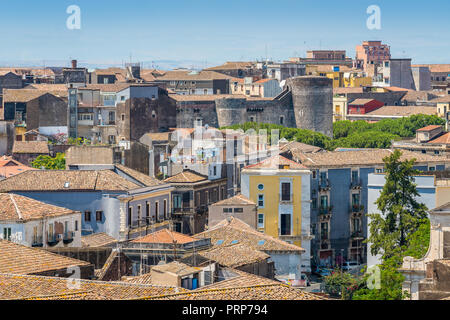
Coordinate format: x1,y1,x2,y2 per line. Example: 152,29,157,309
63,231,75,244
351,231,364,239
319,205,333,215
172,207,194,214
350,179,362,189
47,233,59,246
351,204,364,213
31,236,44,247
319,179,330,191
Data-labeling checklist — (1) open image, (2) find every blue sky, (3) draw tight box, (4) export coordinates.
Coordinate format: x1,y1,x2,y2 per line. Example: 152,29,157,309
0,0,448,68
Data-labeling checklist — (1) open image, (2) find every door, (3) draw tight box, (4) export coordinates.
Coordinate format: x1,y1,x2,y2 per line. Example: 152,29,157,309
280,214,291,235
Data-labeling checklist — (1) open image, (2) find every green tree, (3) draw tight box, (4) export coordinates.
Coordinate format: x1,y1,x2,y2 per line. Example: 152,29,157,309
31,153,66,170
368,150,428,260
352,150,430,300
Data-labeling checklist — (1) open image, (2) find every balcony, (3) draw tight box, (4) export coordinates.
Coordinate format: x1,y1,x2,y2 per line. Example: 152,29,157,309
351,231,364,240
47,233,60,246
350,179,362,189
31,236,43,247
319,179,330,192
319,205,333,215
351,204,364,214
63,231,75,244
172,207,194,215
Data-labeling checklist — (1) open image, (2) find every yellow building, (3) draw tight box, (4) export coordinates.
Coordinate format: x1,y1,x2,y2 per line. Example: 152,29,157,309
436,179,450,207
343,72,372,88
241,155,312,270
333,96,348,122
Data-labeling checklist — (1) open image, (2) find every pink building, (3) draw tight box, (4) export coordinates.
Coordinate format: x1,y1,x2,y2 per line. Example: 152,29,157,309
355,41,391,73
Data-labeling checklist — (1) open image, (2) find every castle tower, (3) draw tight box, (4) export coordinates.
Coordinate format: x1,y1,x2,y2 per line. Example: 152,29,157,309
286,76,333,137
215,97,247,128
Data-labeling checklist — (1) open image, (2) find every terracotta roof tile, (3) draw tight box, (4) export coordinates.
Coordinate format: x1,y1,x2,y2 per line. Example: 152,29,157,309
145,283,326,300
0,273,188,300
366,106,436,116
114,164,166,187
131,229,196,245
417,125,443,132
212,194,256,206
0,193,79,222
199,244,269,268
291,149,447,168
164,170,208,183
12,141,49,154
81,233,118,247
0,170,141,192
152,261,200,276
0,156,34,179
0,241,90,275
244,155,307,170
195,217,304,252
157,70,233,81
428,132,450,145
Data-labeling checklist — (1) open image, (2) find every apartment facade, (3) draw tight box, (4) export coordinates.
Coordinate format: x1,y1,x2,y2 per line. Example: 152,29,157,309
241,155,312,270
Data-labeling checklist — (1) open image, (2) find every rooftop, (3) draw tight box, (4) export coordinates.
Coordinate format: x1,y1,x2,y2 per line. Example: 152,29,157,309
0,169,142,192
131,229,196,245
114,164,166,187
195,217,304,253
365,105,436,117
145,283,325,300
211,194,256,206
81,233,118,248
163,169,208,184
348,98,379,105
204,61,253,71
152,261,200,277
0,193,79,222
280,141,322,154
2,89,67,103
244,155,307,170
12,141,49,154
291,149,447,168
0,156,34,179
157,70,233,81
199,244,270,268
428,132,450,145
0,273,188,300
0,241,90,275
417,125,443,132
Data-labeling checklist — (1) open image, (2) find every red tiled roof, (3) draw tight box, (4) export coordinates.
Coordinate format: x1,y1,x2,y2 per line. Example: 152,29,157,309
428,132,450,145
417,125,443,132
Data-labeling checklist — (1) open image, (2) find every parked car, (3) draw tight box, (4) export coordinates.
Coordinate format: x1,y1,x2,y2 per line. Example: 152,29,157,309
341,261,362,273
317,267,332,277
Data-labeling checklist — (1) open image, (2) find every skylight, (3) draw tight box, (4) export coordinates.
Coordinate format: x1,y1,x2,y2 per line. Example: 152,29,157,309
216,240,224,245
257,240,265,245
230,240,239,244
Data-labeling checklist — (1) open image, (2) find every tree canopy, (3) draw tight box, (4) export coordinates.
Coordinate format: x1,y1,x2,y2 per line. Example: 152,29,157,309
31,153,66,170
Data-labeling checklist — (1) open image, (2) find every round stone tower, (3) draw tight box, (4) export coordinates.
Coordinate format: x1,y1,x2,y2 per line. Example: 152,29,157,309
215,97,247,128
286,76,333,137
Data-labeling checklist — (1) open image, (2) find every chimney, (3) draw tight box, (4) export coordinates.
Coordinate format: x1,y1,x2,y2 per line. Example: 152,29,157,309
71,60,77,68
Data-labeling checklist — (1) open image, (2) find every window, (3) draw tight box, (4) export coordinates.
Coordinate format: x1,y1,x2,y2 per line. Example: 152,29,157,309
95,211,103,222
351,170,359,184
353,218,361,233
280,214,291,235
258,213,264,229
312,170,317,179
258,194,264,208
249,116,254,122
121,96,125,101
280,116,284,125
376,168,383,173
204,271,213,286
84,211,91,222
234,208,243,213
223,208,232,213
321,222,329,240
3,228,11,241
164,199,168,219
213,166,217,176
173,195,181,209
121,114,125,121
75,220,78,231
257,184,264,191
137,205,141,224
155,202,159,221
320,195,328,209
352,193,360,206
312,198,317,209
281,182,291,201
128,207,132,226
429,166,436,171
